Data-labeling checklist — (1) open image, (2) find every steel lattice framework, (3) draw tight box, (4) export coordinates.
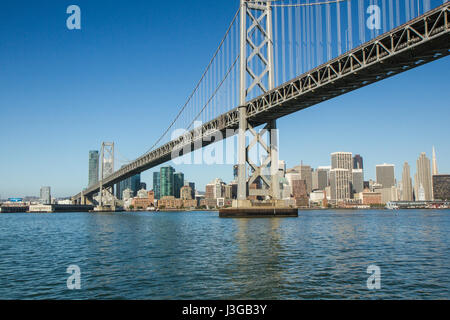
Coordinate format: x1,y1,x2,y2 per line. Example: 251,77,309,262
73,3,449,203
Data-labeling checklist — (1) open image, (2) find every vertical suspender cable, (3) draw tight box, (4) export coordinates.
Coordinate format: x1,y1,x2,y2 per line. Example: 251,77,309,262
347,0,353,51
326,2,332,60
337,0,342,55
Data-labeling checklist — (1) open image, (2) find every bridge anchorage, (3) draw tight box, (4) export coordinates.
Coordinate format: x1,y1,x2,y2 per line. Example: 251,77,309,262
72,1,450,217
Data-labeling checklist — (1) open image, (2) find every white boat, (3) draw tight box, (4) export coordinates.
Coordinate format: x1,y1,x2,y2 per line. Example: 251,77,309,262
385,202,399,210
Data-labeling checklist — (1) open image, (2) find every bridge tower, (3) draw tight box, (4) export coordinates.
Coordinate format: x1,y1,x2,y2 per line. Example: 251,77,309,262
99,142,115,207
237,0,279,204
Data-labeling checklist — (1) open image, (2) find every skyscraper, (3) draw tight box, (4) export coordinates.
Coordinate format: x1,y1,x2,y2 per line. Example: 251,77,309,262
317,166,330,190
432,146,438,176
174,172,185,198
331,152,353,172
160,166,175,197
88,150,99,187
330,152,352,201
40,186,51,204
352,169,364,194
294,164,312,194
376,164,395,188
416,152,433,201
353,154,363,170
153,172,160,200
330,169,351,201
401,162,413,201
116,174,141,200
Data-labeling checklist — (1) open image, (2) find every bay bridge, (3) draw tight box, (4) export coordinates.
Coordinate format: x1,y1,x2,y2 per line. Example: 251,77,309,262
73,0,450,208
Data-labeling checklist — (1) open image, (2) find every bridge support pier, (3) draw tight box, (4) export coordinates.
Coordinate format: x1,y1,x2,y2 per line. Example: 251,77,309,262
231,0,292,215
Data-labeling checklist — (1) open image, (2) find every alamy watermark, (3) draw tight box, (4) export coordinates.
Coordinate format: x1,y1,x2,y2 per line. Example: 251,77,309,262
67,265,81,290
66,5,81,30
366,265,381,290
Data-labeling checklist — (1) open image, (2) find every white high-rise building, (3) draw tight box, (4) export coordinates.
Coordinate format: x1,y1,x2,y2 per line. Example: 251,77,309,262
432,146,438,176
330,152,352,201
401,162,413,201
416,152,433,201
330,169,351,201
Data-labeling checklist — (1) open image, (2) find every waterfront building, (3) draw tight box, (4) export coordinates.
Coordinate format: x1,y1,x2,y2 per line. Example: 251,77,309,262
140,182,147,190
380,186,399,204
40,186,51,205
117,174,141,199
122,188,133,201
294,164,313,194
309,190,325,206
353,154,364,170
131,191,155,209
402,162,413,201
160,166,175,198
330,169,351,202
137,188,148,199
359,190,382,205
352,169,364,194
88,150,99,187
158,196,196,209
180,185,193,200
415,152,433,201
317,167,330,190
153,172,161,200
376,164,395,189
432,174,450,200
174,172,185,198
205,178,225,199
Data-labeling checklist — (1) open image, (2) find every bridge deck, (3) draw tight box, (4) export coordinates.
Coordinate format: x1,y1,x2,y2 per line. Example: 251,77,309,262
74,3,449,201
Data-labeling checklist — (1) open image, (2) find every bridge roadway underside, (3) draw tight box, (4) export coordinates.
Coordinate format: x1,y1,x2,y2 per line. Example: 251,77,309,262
73,4,449,202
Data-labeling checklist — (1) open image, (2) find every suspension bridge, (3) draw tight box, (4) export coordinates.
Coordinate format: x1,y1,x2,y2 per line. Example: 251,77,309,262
72,0,450,209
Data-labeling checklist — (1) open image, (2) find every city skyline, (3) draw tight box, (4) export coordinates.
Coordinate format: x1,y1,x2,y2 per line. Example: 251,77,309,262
0,1,449,198
1,146,444,200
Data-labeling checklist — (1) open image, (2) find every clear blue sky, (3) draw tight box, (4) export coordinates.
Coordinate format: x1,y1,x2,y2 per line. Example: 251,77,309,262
0,0,449,198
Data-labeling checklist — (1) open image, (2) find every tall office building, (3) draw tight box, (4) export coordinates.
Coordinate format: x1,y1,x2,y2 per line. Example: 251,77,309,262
312,170,319,191
294,164,313,194
331,152,353,172
116,174,141,200
376,164,395,188
88,150,99,187
40,186,51,204
401,162,413,201
160,166,175,197
174,172,185,199
352,169,364,194
330,153,352,201
330,169,351,201
153,172,160,200
188,182,196,199
353,154,364,170
317,166,330,190
416,152,433,201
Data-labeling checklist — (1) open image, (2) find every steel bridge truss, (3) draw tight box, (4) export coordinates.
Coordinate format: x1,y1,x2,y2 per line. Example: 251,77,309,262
73,3,449,203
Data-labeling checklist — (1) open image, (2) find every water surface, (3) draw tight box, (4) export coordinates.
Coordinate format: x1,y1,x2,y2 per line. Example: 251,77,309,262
0,210,448,299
